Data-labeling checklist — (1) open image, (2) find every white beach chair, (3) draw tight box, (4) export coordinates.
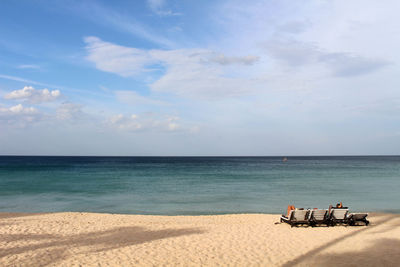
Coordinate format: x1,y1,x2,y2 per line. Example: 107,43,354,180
309,209,329,226
329,208,349,225
280,209,310,227
347,213,369,226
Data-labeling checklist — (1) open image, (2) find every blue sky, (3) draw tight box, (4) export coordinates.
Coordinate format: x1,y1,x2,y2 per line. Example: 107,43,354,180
0,0,399,155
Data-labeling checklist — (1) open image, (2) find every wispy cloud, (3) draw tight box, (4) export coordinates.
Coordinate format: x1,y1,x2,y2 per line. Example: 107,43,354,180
84,37,260,98
149,48,258,98
0,74,54,87
319,52,391,77
114,90,167,106
84,36,154,77
209,54,259,65
17,64,41,70
147,0,181,16
264,38,390,77
107,112,182,132
69,1,175,48
277,21,311,34
56,102,84,121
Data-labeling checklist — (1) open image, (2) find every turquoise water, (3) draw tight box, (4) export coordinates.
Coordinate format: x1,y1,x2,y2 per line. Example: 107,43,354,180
0,156,399,214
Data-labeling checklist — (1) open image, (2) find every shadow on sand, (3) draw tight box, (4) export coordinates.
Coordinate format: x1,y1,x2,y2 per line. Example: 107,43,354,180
0,216,205,266
297,238,400,267
283,214,400,267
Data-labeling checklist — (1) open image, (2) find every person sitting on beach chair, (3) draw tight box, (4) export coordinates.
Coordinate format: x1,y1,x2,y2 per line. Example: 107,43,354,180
286,205,295,217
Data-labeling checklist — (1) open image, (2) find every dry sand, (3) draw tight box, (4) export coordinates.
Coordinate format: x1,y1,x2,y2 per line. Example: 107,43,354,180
1,212,400,266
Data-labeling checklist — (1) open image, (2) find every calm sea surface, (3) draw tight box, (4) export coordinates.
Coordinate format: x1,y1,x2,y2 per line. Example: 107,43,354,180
0,156,399,214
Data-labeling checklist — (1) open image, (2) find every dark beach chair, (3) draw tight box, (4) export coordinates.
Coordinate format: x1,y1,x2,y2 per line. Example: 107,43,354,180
280,209,310,227
329,208,349,226
309,209,329,226
347,213,369,226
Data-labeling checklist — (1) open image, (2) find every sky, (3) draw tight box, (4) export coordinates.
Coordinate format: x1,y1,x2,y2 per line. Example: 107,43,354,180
0,0,399,156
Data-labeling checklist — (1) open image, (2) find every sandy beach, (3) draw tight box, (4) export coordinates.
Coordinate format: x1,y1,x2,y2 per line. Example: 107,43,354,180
1,212,400,266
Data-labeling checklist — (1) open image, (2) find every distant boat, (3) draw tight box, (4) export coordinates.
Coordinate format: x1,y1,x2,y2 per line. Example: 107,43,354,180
282,157,288,162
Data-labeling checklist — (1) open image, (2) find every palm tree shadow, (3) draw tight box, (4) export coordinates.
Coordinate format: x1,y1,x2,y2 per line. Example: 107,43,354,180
282,214,400,267
78,226,206,253
303,238,400,267
0,226,205,266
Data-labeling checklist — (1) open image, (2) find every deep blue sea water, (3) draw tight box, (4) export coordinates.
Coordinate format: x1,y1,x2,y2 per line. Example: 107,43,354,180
0,156,399,215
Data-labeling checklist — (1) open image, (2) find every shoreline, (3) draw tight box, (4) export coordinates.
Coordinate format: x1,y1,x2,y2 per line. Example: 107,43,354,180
0,211,396,216
2,212,400,266
1,211,397,217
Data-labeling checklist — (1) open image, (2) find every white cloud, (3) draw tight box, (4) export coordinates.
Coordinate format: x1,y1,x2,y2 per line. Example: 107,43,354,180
4,86,61,103
3,104,37,114
0,104,40,126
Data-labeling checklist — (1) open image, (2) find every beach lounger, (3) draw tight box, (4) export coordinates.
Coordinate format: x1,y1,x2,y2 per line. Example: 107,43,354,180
280,209,310,227
309,209,329,226
329,208,349,226
347,213,369,226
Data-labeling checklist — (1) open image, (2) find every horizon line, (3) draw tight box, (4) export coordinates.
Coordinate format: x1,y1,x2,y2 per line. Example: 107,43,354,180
0,154,399,157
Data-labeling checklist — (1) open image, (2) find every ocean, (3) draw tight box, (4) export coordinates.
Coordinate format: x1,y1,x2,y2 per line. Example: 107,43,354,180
0,156,399,215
